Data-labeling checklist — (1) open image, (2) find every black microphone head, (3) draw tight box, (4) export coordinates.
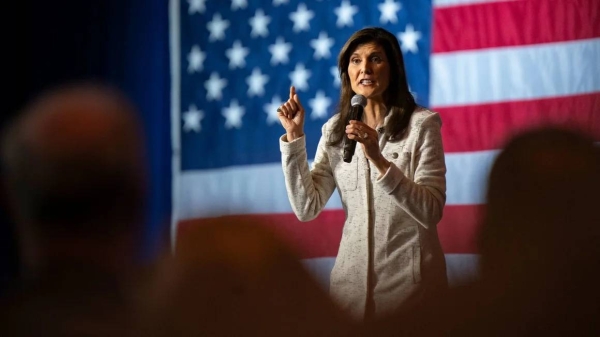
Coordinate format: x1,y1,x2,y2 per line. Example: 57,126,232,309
351,94,367,108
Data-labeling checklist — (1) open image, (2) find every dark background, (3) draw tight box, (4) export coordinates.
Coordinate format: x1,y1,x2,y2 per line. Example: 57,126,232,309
1,0,171,292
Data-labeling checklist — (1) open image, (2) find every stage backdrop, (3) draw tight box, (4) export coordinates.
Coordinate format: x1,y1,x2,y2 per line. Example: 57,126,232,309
169,0,600,288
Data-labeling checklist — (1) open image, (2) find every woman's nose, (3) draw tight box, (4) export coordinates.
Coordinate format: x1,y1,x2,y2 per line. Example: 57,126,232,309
360,63,372,74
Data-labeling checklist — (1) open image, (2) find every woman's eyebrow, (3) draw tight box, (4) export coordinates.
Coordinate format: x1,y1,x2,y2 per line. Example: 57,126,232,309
351,51,384,57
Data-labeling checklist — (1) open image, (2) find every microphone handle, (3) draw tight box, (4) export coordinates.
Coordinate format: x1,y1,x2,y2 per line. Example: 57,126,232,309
342,105,364,163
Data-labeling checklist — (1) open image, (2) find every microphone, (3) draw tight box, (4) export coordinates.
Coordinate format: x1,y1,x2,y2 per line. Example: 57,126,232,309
343,94,367,163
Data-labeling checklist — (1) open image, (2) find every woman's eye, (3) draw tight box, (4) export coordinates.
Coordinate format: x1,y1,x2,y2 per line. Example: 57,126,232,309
372,56,381,63
351,58,360,64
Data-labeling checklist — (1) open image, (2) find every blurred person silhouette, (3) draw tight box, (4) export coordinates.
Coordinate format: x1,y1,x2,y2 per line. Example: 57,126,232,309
363,127,600,336
471,127,600,335
0,83,148,336
136,216,358,337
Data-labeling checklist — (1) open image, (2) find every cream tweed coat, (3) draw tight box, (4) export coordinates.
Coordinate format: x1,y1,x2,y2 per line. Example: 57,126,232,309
279,108,447,320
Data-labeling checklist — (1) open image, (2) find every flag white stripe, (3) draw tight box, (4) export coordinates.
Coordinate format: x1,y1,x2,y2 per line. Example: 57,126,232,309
430,38,600,107
302,254,480,290
445,150,497,204
444,253,481,286
176,150,497,220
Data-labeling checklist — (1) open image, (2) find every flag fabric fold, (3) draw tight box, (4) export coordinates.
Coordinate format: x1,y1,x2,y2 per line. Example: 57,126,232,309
170,0,600,287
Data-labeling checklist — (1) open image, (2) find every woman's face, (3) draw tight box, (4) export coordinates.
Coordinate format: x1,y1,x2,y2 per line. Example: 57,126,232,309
347,42,390,101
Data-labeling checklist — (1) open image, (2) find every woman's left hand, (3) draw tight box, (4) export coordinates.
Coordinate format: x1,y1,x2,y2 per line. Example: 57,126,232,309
345,120,379,160
345,121,390,174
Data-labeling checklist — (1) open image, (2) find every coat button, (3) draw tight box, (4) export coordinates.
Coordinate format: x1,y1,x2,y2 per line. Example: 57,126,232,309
392,152,399,159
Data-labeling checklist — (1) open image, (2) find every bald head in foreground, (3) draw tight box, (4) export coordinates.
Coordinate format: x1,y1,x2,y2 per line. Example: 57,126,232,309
0,84,147,336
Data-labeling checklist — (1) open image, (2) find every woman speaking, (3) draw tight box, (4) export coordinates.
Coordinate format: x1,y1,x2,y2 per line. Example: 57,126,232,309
277,27,447,321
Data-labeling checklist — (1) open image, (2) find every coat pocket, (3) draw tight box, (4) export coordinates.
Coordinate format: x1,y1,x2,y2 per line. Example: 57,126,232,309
413,245,422,284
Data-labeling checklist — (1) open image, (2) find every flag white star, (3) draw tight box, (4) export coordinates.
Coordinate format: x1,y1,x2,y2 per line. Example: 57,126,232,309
187,0,206,14
309,91,332,120
231,0,247,10
187,45,206,73
246,68,269,97
289,3,314,33
182,104,205,132
249,9,271,38
268,37,292,65
330,66,340,87
289,63,311,91
264,96,284,125
334,0,358,27
207,13,230,41
273,0,289,6
225,40,249,69
398,24,422,53
378,0,402,24
205,72,227,101
222,100,245,129
310,31,335,59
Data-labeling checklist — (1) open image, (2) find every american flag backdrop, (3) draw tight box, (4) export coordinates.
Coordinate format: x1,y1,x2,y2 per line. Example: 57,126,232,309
169,0,600,287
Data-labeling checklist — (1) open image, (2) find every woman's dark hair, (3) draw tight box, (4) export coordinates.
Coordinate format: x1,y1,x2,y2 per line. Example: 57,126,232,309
328,27,416,146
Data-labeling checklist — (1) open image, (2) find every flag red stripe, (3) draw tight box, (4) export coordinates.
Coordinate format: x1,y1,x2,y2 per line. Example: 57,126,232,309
433,0,600,53
437,92,600,153
178,204,485,258
436,204,485,255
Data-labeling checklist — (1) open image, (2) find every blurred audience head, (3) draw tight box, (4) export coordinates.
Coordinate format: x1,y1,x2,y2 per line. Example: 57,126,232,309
478,127,600,333
137,216,354,337
481,127,600,283
0,82,147,274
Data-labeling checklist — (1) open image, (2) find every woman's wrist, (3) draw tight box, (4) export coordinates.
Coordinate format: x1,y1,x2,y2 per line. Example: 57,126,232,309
286,130,304,142
373,155,391,175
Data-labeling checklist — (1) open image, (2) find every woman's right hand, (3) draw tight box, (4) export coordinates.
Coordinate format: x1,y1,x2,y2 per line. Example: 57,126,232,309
278,86,305,142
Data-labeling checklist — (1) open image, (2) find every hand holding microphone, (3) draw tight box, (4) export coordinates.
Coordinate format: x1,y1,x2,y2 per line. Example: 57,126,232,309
343,95,367,163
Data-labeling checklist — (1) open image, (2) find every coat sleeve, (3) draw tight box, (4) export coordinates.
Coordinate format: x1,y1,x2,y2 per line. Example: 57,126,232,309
376,112,447,229
279,124,337,222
